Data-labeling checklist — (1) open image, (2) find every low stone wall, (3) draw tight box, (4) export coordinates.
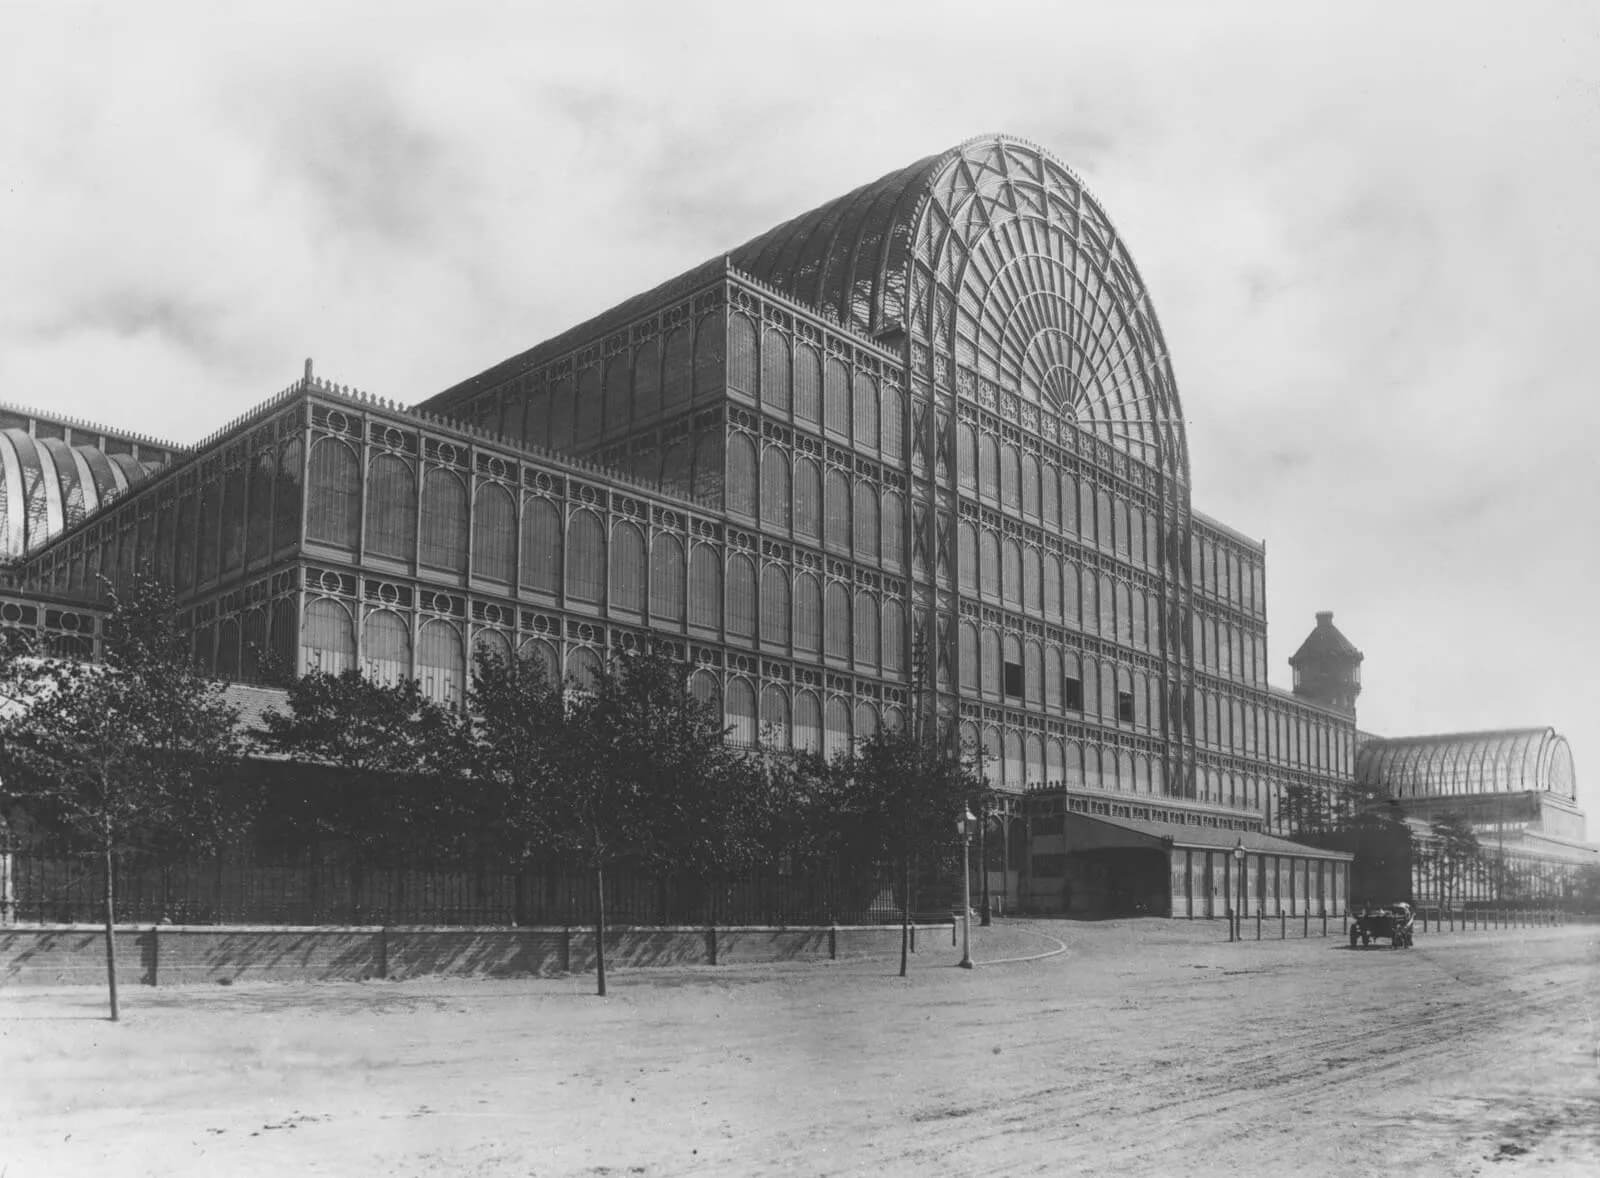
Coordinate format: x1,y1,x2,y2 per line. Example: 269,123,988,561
0,921,955,988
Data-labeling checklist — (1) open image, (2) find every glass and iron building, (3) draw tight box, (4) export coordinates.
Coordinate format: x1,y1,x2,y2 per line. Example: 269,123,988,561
4,135,1590,915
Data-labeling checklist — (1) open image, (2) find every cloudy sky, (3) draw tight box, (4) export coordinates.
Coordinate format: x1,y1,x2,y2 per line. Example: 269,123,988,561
5,1,1599,818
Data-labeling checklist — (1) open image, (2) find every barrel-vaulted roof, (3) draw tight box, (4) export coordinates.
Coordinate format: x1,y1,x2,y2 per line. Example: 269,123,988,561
428,134,1188,480
0,427,163,561
1356,728,1577,802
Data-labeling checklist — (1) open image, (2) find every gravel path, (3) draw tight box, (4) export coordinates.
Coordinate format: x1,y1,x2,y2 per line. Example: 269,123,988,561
2,919,1595,1176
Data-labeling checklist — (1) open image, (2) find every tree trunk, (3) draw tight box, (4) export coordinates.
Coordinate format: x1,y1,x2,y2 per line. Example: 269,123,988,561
103,840,119,1022
594,859,607,998
899,853,910,978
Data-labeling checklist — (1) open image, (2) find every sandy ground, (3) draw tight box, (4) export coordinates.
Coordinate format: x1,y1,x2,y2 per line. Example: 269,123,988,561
2,919,1597,1177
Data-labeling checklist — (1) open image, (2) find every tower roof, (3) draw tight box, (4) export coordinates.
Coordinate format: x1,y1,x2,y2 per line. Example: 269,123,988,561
1289,611,1363,667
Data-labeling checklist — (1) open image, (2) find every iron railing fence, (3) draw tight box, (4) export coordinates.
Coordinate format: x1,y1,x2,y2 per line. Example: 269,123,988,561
4,848,917,928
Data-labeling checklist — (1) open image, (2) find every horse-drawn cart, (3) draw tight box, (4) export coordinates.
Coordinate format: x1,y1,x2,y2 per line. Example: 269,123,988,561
1350,902,1416,949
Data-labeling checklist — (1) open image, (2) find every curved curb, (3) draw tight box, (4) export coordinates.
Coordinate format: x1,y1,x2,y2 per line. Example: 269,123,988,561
973,927,1070,966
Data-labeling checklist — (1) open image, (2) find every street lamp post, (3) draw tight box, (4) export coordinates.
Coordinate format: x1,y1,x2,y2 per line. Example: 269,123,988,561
1232,838,1246,943
958,808,976,969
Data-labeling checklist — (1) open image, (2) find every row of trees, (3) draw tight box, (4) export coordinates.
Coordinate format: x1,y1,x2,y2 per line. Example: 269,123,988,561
0,577,980,1014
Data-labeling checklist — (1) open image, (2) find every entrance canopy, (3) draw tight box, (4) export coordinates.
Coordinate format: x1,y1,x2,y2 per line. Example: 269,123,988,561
1066,812,1352,862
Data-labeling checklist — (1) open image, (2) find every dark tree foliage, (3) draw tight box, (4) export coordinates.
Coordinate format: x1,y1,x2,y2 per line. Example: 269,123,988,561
0,575,244,1020
255,667,474,865
831,723,977,976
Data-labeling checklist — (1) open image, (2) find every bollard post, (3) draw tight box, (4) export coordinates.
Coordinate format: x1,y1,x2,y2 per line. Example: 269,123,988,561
1256,909,1262,940
1227,907,1235,943
951,918,957,947
1280,911,1286,940
1322,913,1328,938
1303,911,1309,939
829,925,837,960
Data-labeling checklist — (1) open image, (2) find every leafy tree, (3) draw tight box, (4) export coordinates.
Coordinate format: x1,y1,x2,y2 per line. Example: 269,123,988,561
256,668,471,868
0,576,243,1020
467,645,786,994
835,722,977,977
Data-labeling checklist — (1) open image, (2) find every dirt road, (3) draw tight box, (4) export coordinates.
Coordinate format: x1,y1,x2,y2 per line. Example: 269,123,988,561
2,920,1596,1176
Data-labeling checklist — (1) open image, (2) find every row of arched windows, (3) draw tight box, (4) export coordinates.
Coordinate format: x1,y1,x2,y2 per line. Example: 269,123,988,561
1192,614,1265,685
483,312,728,454
727,316,906,463
1192,533,1264,615
955,522,1163,648
726,438,906,570
956,421,1159,566
62,438,304,599
956,721,1170,794
955,624,1162,731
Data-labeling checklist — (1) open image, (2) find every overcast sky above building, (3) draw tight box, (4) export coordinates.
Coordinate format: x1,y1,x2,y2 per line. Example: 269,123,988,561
5,1,1598,819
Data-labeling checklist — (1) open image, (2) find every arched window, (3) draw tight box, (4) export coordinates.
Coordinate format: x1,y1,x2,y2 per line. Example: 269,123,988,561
575,364,602,442
1078,481,1096,544
1025,640,1043,708
1117,581,1133,645
220,464,247,572
726,677,758,744
306,438,359,549
880,382,904,463
726,554,756,638
761,328,791,413
1096,489,1114,551
728,315,758,399
794,457,821,542
759,685,790,748
1044,645,1063,711
662,328,692,411
520,497,561,595
363,610,411,686
273,439,303,552
418,619,465,706
854,702,879,743
761,448,791,531
1002,539,1022,611
959,622,979,692
853,483,878,563
610,522,646,614
794,345,822,428
1000,443,1020,512
979,434,999,502
824,697,851,757
694,313,725,398
567,646,603,693
302,598,356,675
1043,553,1061,621
981,628,999,698
688,543,720,630
364,454,415,563
881,490,904,570
853,590,878,668
633,337,661,419
957,422,978,493
983,728,1003,787
472,627,512,673
823,358,850,439
824,581,850,661
603,353,631,433
471,482,516,583
726,432,757,518
1061,472,1080,535
1004,733,1024,789
1081,573,1098,635
566,511,606,604
760,564,789,646
1129,509,1144,567
794,572,821,653
1115,499,1131,559
649,533,685,622
794,690,822,752
419,468,468,572
958,522,978,595
824,468,850,552
1063,741,1085,789
1023,546,1042,614
1046,739,1064,787
979,531,1000,600
882,599,905,676
246,449,274,563
689,668,719,709
1025,734,1044,788
1041,462,1059,530
853,373,879,450
1021,453,1040,520
692,432,723,504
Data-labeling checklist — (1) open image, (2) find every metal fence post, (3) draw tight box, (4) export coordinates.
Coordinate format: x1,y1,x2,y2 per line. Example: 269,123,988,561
1255,909,1262,940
